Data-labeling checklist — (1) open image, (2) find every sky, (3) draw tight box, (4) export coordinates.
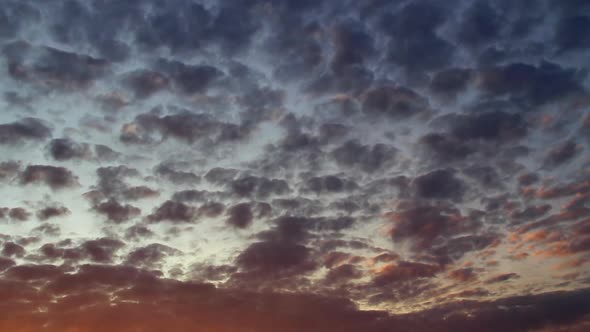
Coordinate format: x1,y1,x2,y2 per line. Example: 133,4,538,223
1,0,590,331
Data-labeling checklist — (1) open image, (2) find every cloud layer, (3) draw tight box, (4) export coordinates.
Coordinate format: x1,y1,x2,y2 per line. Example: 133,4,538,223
0,0,589,330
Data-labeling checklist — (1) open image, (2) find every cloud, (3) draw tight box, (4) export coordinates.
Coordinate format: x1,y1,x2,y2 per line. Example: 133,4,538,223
302,175,358,194
380,1,453,71
442,111,528,142
418,133,475,162
554,15,590,53
485,272,520,284
36,206,70,221
93,199,141,224
122,69,170,98
226,203,254,229
0,263,587,331
0,118,52,145
156,59,223,94
235,241,315,277
1,242,25,258
372,260,442,286
19,165,78,190
0,207,31,222
125,243,180,269
430,68,473,99
388,203,481,254
449,267,479,282
154,163,200,185
475,62,582,106
4,41,109,89
0,1,589,330
93,166,141,198
362,86,429,118
0,161,20,181
120,111,249,145
544,140,582,168
230,176,290,199
147,200,197,223
122,186,159,201
332,140,397,173
412,169,466,201
46,138,91,161
204,167,239,184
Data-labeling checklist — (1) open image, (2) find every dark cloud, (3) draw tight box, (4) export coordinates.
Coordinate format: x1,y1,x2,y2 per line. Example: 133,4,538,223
93,199,141,224
0,263,586,331
122,186,159,201
41,238,126,264
325,264,362,284
226,203,254,229
230,176,290,199
554,15,590,53
303,175,358,194
156,59,223,94
47,138,91,161
134,3,210,52
332,140,397,173
0,257,15,272
125,225,154,241
125,243,179,269
171,190,208,202
36,206,70,221
4,41,109,89
198,202,225,218
94,165,141,198
475,62,583,106
204,167,239,185
329,19,374,73
372,260,442,287
439,111,528,142
257,215,355,246
418,133,476,162
147,200,197,223
387,203,480,253
1,242,25,258
362,86,429,119
209,5,259,55
413,169,466,201
0,161,20,181
0,207,31,222
20,165,78,190
430,68,473,99
94,144,121,161
121,111,247,145
485,272,520,284
0,118,52,145
235,241,315,278
518,172,540,186
80,238,125,263
122,69,170,98
380,1,453,71
544,140,582,168
430,234,498,264
154,163,200,185
0,2,40,40
457,1,502,47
